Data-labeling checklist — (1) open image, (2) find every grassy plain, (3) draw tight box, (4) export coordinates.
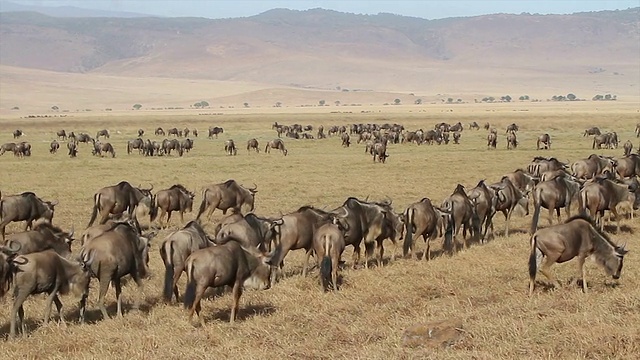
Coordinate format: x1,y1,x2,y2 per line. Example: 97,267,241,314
0,101,639,359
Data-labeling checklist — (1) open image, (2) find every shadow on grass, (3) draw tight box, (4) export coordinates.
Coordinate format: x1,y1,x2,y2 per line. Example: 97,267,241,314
0,318,41,339
202,303,276,323
603,224,634,234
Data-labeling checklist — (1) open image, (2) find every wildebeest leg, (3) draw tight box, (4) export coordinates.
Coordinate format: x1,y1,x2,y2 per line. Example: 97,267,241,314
180,210,185,225
99,206,114,225
114,278,123,317
10,292,28,338
505,209,512,237
25,220,33,231
206,202,218,221
377,240,385,267
166,211,173,229
97,277,111,319
351,245,361,269
230,280,243,324
547,203,555,225
422,236,430,261
157,208,166,228
52,295,65,325
172,264,184,301
43,288,60,324
539,255,562,290
79,294,88,324
577,255,587,293
302,249,313,277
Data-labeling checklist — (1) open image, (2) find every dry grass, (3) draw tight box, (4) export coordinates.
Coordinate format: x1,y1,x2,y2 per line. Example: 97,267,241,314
0,102,639,359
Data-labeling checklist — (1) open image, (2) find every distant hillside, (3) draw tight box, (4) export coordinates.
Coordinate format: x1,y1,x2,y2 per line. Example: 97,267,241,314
0,7,638,94
0,1,154,18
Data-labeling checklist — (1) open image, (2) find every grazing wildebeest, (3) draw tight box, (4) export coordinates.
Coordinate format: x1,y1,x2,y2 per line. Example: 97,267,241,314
6,249,93,338
313,223,346,291
580,178,640,232
483,122,490,130
160,220,213,302
154,184,195,228
155,127,165,136
181,138,194,153
87,181,155,227
96,129,110,139
247,138,260,153
138,129,144,137
341,133,351,147
75,133,93,144
127,138,145,154
571,154,616,180
184,128,190,137
265,138,288,156
92,141,116,158
623,140,633,156
196,180,257,220
527,156,568,177
183,239,271,325
67,140,78,158
163,139,184,156
215,213,276,252
506,123,519,133
80,222,155,320
506,131,518,150
56,129,67,140
0,142,18,156
530,175,582,233
614,154,639,179
453,131,461,144
6,221,74,257
469,122,480,130
167,128,181,137
13,129,24,138
50,140,60,154
583,127,601,137
441,184,479,252
487,132,497,149
224,139,238,156
528,215,627,295
208,126,224,139
372,142,388,163
402,197,445,260
0,192,57,241
536,133,551,150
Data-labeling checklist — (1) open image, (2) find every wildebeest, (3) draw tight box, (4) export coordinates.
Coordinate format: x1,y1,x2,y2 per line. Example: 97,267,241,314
623,140,633,156
87,181,155,227
490,177,529,237
487,132,497,149
138,129,144,137
6,249,93,338
469,122,480,130
530,175,582,233
215,213,276,252
536,134,551,150
56,129,67,140
506,131,518,150
371,142,388,163
208,126,224,139
154,184,195,228
183,239,271,325
160,220,213,302
504,168,538,194
0,192,58,241
483,122,490,130
583,127,601,136
67,140,78,158
313,223,346,291
127,138,145,154
580,178,640,232
636,123,640,137
181,138,194,153
184,128,190,137
167,127,182,137
614,154,639,179
155,127,165,136
193,129,198,137
341,133,351,147
92,141,116,158
441,184,479,252
196,180,257,220
13,129,24,138
75,133,93,144
224,139,238,156
571,154,616,180
527,156,568,177
247,138,260,153
453,131,461,144
96,129,110,139
402,197,444,260
528,215,627,295
506,123,519,133
163,138,184,156
6,221,74,257
0,241,21,297
467,180,498,243
0,142,18,156
50,140,60,154
80,222,154,319
265,138,288,156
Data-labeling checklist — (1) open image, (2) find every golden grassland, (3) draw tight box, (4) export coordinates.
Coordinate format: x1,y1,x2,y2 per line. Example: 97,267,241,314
0,102,639,359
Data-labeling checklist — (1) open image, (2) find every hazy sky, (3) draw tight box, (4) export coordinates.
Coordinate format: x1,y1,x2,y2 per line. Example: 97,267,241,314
5,0,639,19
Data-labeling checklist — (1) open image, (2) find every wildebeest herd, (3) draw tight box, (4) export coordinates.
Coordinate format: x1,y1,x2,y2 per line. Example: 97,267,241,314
0,122,638,340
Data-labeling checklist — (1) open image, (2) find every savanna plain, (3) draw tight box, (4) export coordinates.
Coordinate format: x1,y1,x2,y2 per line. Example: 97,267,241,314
0,102,639,359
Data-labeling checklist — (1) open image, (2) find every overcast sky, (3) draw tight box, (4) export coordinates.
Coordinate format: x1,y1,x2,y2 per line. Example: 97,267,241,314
4,0,639,19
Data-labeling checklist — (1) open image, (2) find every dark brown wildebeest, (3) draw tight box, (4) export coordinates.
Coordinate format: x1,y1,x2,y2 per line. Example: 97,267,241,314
6,249,93,338
212,209,244,236
80,222,154,320
469,122,480,130
196,180,257,220
56,129,67,140
12,141,31,157
402,197,445,260
154,184,195,228
192,129,198,137
75,133,93,144
614,154,639,179
96,129,110,139
224,139,238,156
424,130,442,145
0,142,18,156
127,138,145,154
467,180,498,243
0,241,22,297
453,131,461,144
183,128,190,137
301,133,314,140
168,127,182,137
68,131,76,141
313,222,346,291
442,132,451,144
528,215,627,295
317,126,326,139
504,169,538,194
265,138,288,156
155,127,165,136
163,138,183,156
527,156,568,177
506,123,519,133
341,133,351,147
583,126,601,137
441,184,479,252
50,140,60,154
571,154,616,180
67,140,78,158
506,131,518,150
215,213,276,252
6,221,74,257
181,138,194,153
372,142,388,163
87,181,155,227
0,192,57,241
580,178,640,232
536,133,551,150
530,175,582,233
487,132,497,149
183,239,271,325
449,122,463,132
137,129,144,137
92,141,116,158
592,134,609,149
208,126,224,138
483,122,490,130
490,177,529,237
247,138,260,153
160,220,213,302
623,140,633,156
13,129,24,138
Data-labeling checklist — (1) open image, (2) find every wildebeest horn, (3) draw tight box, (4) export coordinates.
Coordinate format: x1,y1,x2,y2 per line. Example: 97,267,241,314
69,225,75,238
250,183,258,191
2,240,22,254
365,195,370,202
50,199,59,206
148,184,154,191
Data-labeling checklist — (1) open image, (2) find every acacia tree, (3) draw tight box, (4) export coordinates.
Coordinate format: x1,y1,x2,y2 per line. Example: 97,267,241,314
394,98,401,105
244,102,249,108
414,99,423,105
133,103,142,110
319,100,326,106
335,100,341,106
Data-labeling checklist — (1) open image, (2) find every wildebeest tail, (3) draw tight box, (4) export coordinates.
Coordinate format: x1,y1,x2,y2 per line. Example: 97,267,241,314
183,261,196,309
196,188,208,219
579,189,588,216
162,242,175,301
443,213,454,252
528,235,539,281
87,193,101,227
320,235,332,291
530,189,542,234
402,207,414,257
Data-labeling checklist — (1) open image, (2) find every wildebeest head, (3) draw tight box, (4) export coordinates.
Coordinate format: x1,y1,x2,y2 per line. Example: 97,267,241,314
241,244,272,290
244,183,258,212
0,241,21,297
